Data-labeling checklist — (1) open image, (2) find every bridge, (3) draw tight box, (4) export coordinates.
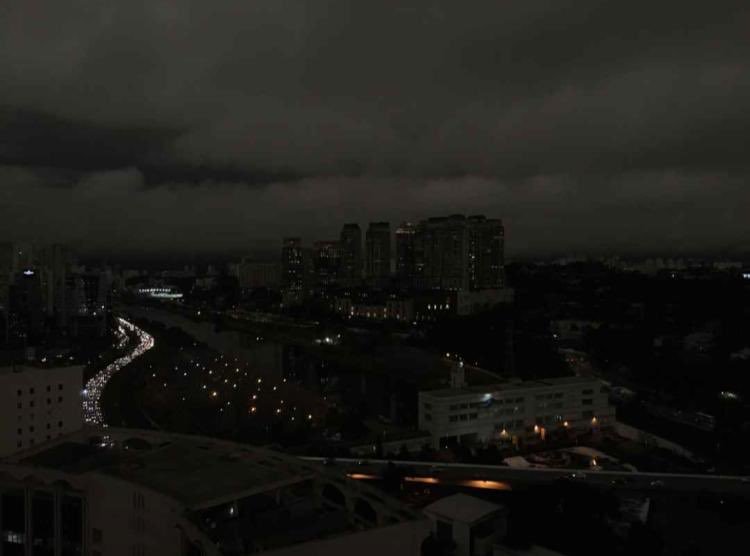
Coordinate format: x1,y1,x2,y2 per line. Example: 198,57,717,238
300,457,750,495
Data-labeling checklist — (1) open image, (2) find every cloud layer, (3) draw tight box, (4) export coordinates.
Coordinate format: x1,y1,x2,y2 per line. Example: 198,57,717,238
1,1,749,256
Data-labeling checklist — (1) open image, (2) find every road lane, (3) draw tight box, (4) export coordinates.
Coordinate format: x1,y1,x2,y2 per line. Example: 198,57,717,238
82,317,155,427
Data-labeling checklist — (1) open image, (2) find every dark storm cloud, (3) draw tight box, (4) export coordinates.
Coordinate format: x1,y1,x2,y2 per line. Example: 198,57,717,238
1,0,749,254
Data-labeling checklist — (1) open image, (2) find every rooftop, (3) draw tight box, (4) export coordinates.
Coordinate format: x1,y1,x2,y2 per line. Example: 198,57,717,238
13,428,317,509
422,375,602,398
0,364,83,377
424,493,503,524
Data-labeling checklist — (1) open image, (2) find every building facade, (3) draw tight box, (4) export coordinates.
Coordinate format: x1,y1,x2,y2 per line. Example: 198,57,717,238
365,222,391,288
415,215,470,291
413,215,505,292
236,260,281,290
395,222,417,289
313,240,342,289
281,237,305,303
467,215,505,290
339,223,363,287
418,376,614,449
334,295,415,322
0,365,83,457
0,429,429,556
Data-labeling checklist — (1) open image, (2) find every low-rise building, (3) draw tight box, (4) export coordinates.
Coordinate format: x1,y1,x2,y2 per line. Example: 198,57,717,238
455,288,514,316
419,375,614,449
0,364,83,457
235,260,282,290
334,295,415,322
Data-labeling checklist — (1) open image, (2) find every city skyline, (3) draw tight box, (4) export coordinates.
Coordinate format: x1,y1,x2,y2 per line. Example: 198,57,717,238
2,3,749,554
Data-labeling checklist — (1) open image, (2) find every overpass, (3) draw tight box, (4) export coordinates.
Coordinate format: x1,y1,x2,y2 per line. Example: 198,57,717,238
300,457,750,495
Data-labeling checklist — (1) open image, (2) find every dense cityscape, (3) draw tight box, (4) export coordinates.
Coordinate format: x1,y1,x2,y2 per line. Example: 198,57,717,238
2,217,750,555
2,1,750,555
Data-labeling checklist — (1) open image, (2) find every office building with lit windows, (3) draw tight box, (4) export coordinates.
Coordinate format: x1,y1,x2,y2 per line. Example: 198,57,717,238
418,375,614,449
395,222,417,289
281,237,306,304
0,365,83,457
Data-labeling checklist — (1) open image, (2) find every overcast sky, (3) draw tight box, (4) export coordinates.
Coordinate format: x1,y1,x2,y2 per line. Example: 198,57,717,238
1,1,749,258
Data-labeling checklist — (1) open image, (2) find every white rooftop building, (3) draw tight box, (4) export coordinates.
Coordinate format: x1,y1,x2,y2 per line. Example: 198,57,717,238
419,376,614,449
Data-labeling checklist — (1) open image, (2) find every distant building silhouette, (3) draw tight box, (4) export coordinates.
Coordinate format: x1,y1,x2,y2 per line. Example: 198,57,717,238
339,223,363,287
395,222,417,289
312,240,342,289
365,222,391,288
414,214,505,291
281,237,305,304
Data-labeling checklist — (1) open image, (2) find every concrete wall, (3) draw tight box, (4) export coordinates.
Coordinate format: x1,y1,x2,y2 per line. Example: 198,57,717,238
261,519,431,556
87,474,186,556
0,464,199,556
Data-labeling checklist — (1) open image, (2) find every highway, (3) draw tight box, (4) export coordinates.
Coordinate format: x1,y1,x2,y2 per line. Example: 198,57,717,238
301,457,750,495
82,317,155,427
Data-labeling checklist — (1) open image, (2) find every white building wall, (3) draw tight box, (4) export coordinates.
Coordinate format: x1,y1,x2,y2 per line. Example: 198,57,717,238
0,365,83,457
419,378,614,449
86,475,186,556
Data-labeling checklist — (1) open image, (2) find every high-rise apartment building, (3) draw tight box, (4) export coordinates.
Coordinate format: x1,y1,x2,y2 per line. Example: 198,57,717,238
339,223,363,287
395,222,417,289
235,260,281,290
365,222,391,288
415,215,470,291
414,215,505,291
57,270,111,338
467,215,505,289
38,243,73,320
7,269,44,341
281,237,305,301
0,243,14,314
0,243,37,315
312,240,342,289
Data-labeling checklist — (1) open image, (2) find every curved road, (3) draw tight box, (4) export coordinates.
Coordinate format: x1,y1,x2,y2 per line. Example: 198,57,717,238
82,317,155,427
